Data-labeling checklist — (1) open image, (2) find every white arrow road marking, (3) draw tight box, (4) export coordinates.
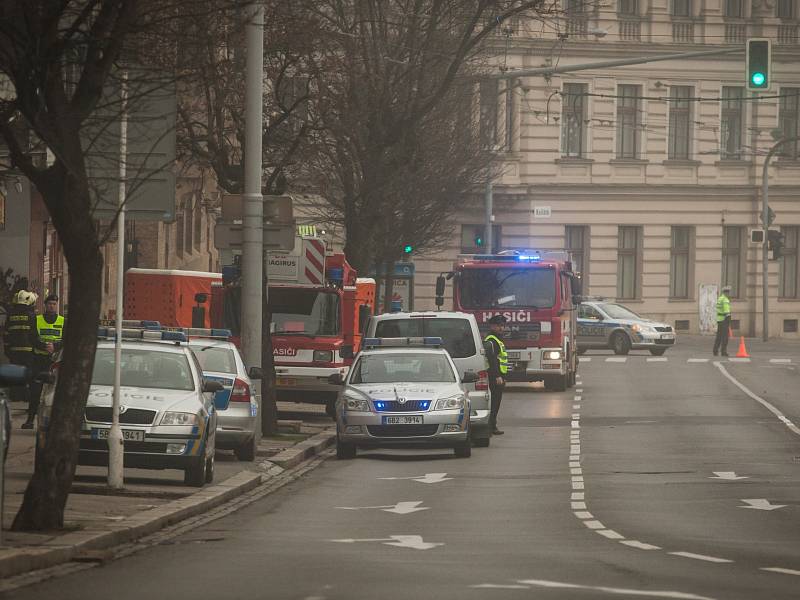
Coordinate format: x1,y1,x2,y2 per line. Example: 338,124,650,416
335,501,429,515
668,552,733,563
739,498,787,511
709,471,748,480
761,567,800,576
378,472,451,484
513,579,719,599
329,535,443,549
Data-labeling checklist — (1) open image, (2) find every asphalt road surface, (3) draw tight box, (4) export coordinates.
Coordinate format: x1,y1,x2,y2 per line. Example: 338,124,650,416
9,344,800,600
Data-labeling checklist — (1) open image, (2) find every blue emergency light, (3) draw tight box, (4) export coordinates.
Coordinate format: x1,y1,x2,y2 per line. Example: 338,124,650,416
517,254,541,261
362,337,443,349
97,327,187,342
186,328,232,339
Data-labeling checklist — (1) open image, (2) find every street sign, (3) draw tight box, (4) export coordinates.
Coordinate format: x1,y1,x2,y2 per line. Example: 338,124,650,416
214,222,296,251
222,194,293,221
214,223,243,248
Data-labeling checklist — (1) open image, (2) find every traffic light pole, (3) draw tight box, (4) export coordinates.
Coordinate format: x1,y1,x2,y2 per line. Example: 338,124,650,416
484,179,493,252
761,136,799,341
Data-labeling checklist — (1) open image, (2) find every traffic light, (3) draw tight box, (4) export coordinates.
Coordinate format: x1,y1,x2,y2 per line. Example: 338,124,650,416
750,229,765,244
474,233,484,247
767,229,784,260
746,39,771,91
403,244,414,254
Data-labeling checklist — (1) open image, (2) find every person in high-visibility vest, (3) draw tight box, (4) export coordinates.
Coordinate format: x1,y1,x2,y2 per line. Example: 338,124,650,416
484,314,509,436
3,290,39,423
26,294,65,428
713,285,732,357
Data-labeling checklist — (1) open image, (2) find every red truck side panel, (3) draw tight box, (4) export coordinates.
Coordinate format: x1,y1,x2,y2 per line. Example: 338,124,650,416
124,269,221,328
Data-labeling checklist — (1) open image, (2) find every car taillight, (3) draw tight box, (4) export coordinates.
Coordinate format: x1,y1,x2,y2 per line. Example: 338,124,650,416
230,378,251,402
475,370,489,391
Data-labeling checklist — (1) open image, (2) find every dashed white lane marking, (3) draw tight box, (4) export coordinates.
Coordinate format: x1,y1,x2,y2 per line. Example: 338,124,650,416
571,502,587,510
606,357,627,363
597,529,625,540
669,551,733,563
584,520,605,530
513,580,719,599
579,357,591,362
620,540,661,550
575,388,583,392
574,511,593,519
688,358,709,363
573,403,580,409
715,362,800,437
770,358,792,364
647,357,668,362
571,492,584,500
727,357,751,363
761,567,800,576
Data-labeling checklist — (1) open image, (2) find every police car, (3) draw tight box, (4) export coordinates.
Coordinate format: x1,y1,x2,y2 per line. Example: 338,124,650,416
577,300,676,356
329,337,474,459
38,322,221,486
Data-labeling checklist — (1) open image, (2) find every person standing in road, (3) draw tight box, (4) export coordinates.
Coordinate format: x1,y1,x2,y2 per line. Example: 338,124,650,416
484,314,509,436
713,285,732,357
26,294,64,428
2,290,39,427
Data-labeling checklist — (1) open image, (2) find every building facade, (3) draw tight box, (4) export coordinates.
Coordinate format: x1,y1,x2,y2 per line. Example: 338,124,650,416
412,0,800,337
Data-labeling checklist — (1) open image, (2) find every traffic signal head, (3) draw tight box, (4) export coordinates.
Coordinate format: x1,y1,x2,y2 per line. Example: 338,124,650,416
767,229,784,260
403,244,414,254
746,39,771,91
474,234,484,247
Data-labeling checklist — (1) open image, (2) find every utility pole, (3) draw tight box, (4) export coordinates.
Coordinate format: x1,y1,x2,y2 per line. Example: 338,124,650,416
484,179,493,252
241,3,264,368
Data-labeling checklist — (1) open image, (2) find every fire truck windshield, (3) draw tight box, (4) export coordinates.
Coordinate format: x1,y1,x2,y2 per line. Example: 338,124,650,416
457,267,556,309
269,288,341,336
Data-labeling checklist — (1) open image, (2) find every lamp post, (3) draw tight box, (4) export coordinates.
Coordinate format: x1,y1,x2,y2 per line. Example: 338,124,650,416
761,134,799,341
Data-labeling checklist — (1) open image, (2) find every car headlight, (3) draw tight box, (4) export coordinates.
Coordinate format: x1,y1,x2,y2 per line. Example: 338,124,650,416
160,412,199,426
343,392,371,412
631,324,653,333
434,394,466,410
313,350,334,363
544,350,562,360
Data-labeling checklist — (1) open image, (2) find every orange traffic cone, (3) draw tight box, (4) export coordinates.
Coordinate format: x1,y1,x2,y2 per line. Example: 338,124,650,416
735,336,750,358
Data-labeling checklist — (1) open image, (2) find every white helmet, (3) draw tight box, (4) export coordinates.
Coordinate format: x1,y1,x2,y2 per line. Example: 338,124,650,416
15,290,38,306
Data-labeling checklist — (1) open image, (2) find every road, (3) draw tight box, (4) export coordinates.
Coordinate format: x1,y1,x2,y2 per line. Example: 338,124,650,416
7,343,800,599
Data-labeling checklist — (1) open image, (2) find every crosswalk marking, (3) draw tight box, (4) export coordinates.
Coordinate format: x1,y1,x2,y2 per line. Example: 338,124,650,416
647,357,667,362
687,358,709,363
605,357,627,363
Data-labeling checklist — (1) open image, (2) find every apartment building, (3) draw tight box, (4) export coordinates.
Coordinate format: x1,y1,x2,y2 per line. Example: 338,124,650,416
412,0,800,337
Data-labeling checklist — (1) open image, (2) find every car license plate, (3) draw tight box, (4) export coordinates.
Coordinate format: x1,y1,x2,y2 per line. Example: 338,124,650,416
383,415,423,425
507,351,520,359
661,334,674,340
276,377,296,386
93,428,145,442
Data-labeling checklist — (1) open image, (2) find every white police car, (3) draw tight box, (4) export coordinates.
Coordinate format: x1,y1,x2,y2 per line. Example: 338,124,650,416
329,337,474,459
38,323,221,486
577,300,676,356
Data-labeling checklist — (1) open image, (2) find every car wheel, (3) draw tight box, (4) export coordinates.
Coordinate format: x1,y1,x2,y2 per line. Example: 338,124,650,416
184,447,207,487
649,348,667,356
544,374,567,392
454,440,472,458
235,435,258,461
336,435,356,459
473,436,490,448
611,332,631,355
204,450,215,484
325,395,337,421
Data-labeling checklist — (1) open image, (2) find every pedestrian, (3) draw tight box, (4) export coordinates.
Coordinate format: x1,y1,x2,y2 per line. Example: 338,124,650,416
713,284,732,357
484,314,509,435
27,293,64,428
2,290,39,427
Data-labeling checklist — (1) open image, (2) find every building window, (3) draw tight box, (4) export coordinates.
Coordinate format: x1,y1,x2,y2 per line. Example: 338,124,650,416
779,88,800,159
780,226,800,298
566,226,589,287
616,85,640,159
724,0,743,17
561,83,588,158
722,226,744,299
777,0,795,18
720,86,744,160
672,0,690,16
461,224,501,254
617,226,641,300
619,0,638,15
668,86,692,160
480,79,499,149
670,226,692,299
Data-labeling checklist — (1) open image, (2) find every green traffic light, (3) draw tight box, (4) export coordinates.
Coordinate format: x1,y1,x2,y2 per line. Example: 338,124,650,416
403,244,413,253
475,236,484,247
751,71,766,86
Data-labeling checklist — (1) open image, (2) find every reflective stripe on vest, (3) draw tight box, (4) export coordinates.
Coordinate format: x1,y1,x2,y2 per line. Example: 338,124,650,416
484,333,509,374
36,315,64,342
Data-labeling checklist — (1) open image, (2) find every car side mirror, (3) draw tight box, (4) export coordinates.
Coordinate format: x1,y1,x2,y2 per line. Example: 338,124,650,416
203,379,224,393
327,373,344,386
248,366,264,380
461,371,479,384
340,345,354,360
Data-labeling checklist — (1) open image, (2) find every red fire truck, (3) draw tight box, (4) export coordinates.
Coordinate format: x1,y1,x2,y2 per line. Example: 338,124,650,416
436,250,581,391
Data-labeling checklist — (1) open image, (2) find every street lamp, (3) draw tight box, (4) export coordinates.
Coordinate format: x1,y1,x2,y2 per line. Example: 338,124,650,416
761,133,800,341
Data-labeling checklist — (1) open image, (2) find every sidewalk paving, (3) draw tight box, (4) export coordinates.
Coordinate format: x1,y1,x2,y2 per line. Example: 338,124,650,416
0,400,334,579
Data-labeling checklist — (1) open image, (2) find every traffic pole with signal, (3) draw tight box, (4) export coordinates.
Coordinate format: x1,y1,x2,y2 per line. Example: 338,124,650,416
746,39,771,91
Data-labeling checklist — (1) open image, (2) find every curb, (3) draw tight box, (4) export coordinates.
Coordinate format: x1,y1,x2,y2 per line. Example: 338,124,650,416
0,429,335,580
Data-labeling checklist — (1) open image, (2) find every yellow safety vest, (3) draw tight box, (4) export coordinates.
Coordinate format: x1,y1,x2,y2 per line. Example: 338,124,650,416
715,294,731,322
484,333,509,374
35,314,64,355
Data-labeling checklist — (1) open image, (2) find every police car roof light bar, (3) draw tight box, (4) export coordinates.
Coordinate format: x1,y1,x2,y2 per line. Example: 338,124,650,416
362,337,444,348
100,319,162,330
97,327,187,342
186,328,233,339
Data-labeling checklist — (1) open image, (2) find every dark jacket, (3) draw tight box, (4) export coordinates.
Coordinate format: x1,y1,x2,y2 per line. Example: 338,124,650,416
3,303,42,361
484,337,504,380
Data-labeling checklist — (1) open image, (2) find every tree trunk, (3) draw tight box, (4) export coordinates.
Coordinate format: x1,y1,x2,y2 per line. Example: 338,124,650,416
260,261,278,436
12,171,102,531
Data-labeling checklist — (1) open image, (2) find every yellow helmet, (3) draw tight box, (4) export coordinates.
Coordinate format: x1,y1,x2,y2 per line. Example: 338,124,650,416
15,290,38,306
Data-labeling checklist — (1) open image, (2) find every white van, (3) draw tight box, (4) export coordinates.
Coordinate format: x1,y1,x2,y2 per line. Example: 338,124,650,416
365,311,492,446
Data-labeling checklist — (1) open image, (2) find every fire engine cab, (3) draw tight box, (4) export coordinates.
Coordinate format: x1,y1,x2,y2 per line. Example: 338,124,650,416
436,250,581,391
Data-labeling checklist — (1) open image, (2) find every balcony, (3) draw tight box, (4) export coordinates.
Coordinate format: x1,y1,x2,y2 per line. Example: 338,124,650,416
565,16,588,39
778,23,798,45
724,22,747,43
619,19,641,41
672,21,694,43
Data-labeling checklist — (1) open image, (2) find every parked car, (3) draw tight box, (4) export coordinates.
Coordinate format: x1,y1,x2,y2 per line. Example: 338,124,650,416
0,363,28,462
330,337,474,459
38,325,221,486
364,311,491,447
187,333,262,461
577,300,676,356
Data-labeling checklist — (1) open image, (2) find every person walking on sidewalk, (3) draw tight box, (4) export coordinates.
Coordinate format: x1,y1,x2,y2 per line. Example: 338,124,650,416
484,314,509,435
26,294,64,428
713,285,732,357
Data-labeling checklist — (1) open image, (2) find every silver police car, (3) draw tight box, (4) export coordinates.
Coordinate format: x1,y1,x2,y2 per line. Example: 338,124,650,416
330,337,474,459
577,300,676,356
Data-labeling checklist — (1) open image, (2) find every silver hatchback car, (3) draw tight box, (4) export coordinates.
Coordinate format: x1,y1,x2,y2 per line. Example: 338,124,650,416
330,337,474,459
188,334,262,461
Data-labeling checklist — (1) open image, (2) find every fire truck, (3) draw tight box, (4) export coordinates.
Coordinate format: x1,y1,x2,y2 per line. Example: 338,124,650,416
436,250,581,392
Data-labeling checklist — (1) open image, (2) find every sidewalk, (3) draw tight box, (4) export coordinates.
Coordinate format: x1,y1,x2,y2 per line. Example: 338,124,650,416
0,400,334,579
